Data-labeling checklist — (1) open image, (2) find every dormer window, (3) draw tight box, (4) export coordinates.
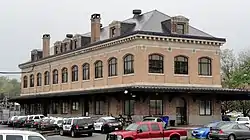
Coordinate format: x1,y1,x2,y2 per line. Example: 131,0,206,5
111,27,116,37
74,40,77,49
55,46,58,54
177,24,184,34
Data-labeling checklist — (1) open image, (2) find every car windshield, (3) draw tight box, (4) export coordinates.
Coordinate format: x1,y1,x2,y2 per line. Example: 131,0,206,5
76,118,93,124
57,120,63,124
219,123,235,129
20,117,27,120
143,118,155,121
237,118,249,121
42,119,50,123
125,123,138,131
106,119,117,122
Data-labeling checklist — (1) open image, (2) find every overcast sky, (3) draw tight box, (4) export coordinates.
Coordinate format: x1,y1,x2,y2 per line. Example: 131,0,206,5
0,0,249,79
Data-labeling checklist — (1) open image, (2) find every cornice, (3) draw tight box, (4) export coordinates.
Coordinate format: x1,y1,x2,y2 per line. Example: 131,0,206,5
19,32,226,69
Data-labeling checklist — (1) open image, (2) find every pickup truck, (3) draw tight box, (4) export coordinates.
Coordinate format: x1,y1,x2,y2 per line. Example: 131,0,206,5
106,121,188,140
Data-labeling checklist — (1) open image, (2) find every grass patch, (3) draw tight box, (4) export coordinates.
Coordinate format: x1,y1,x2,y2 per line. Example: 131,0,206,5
188,138,200,140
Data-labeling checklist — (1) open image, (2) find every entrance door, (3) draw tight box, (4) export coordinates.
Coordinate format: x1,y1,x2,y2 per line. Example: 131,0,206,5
175,98,187,125
84,98,89,116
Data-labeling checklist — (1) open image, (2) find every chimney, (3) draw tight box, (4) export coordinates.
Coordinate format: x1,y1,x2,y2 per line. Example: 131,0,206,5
42,34,50,57
91,14,101,43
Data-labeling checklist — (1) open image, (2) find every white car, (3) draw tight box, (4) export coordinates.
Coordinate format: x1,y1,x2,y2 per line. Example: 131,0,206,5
0,130,47,140
94,116,122,133
236,117,250,126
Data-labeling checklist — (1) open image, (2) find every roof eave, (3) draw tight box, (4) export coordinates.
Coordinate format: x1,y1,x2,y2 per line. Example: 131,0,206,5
18,31,226,69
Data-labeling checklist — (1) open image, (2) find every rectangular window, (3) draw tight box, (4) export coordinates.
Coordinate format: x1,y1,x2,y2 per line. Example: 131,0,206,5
95,100,104,115
52,102,58,114
199,100,212,116
7,135,23,140
176,24,185,34
124,100,135,115
149,100,163,115
72,101,79,111
110,27,116,37
62,102,68,114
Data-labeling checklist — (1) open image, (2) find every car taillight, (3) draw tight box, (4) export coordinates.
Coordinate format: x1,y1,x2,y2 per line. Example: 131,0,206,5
76,125,79,129
219,130,224,134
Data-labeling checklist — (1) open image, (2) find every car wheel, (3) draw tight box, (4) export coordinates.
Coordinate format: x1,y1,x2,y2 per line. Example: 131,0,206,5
206,133,210,139
88,132,93,136
71,130,76,137
228,134,235,140
59,129,64,136
101,127,105,134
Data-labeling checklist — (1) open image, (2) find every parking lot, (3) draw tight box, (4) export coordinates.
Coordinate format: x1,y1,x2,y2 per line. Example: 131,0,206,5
0,125,106,140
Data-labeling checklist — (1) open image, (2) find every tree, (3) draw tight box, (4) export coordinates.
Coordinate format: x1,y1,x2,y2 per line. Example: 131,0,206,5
0,76,20,98
221,49,250,116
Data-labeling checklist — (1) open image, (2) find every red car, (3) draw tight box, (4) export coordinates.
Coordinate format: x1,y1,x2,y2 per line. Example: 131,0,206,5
107,121,188,140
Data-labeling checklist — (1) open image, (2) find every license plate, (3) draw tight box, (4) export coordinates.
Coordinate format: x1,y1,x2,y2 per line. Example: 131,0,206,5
84,126,88,129
115,128,118,130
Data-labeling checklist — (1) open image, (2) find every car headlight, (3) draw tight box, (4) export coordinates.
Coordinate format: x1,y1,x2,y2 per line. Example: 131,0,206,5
118,122,122,125
117,135,123,140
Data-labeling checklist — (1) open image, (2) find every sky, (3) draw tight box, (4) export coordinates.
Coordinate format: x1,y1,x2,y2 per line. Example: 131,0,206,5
0,0,250,79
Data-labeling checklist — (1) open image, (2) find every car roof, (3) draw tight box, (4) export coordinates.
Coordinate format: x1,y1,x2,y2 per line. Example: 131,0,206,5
0,130,42,135
136,121,160,125
101,116,115,120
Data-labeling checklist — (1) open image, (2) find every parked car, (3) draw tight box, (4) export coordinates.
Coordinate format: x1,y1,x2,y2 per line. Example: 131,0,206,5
192,121,230,139
13,116,27,127
1,120,8,125
37,118,59,131
31,119,42,128
0,130,47,140
94,116,123,133
235,117,250,126
59,117,94,137
210,122,250,140
24,115,44,128
7,116,18,127
107,121,188,140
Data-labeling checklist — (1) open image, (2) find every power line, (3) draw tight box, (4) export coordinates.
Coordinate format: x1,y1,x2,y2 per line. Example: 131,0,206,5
0,65,35,75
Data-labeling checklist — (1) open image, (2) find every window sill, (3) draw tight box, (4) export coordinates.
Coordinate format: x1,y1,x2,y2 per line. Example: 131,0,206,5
148,73,165,76
72,81,79,84
52,83,59,85
174,74,189,77
82,79,90,82
61,82,68,85
108,76,118,79
123,74,135,77
44,85,50,87
94,78,103,81
199,114,212,116
198,75,213,78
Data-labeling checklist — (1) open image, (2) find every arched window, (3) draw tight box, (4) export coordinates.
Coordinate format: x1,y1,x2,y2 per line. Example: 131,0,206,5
37,73,42,86
62,68,68,83
23,76,28,88
82,63,90,80
29,74,34,87
123,54,134,74
44,71,50,85
94,61,103,78
52,69,58,84
198,57,212,76
108,57,117,76
148,54,164,73
72,65,78,82
174,55,188,74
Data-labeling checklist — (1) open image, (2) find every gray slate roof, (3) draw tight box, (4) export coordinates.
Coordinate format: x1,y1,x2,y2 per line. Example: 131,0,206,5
82,10,213,41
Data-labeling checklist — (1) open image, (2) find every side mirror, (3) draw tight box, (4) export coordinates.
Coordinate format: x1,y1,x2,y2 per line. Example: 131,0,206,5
137,129,142,133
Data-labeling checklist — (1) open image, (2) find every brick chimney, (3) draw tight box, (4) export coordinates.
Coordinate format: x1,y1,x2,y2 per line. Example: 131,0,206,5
91,14,101,43
42,34,50,57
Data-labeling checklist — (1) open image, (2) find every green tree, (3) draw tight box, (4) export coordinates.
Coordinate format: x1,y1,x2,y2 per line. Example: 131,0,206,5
0,76,20,98
221,49,250,116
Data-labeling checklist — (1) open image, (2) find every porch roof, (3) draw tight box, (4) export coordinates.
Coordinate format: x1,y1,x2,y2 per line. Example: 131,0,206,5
9,85,250,101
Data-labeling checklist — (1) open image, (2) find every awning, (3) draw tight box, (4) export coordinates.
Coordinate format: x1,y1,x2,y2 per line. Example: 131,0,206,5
9,85,250,101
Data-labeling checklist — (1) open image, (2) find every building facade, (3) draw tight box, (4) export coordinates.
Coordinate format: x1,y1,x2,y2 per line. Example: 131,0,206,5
13,10,245,125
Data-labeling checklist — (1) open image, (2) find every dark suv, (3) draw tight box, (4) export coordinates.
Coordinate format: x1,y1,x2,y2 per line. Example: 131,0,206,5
59,117,94,137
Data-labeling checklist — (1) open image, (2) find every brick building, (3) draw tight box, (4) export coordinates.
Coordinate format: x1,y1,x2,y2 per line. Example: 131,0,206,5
11,10,248,125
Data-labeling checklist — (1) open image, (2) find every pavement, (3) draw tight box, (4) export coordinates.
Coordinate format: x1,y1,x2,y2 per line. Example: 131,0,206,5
0,125,107,140
0,125,195,140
